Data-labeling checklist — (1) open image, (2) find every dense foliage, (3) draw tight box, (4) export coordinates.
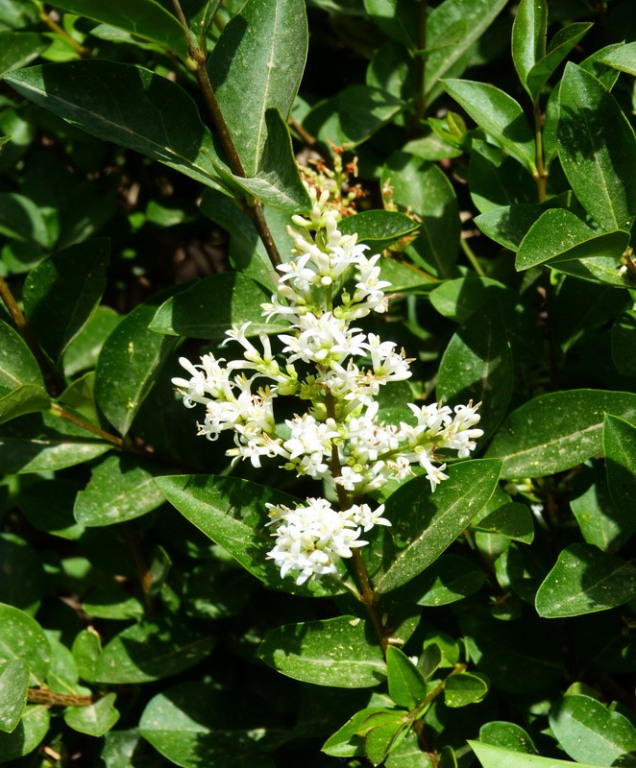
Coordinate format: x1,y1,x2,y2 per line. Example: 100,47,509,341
0,0,635,766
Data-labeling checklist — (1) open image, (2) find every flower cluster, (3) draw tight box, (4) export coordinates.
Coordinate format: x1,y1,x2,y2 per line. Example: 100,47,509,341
174,185,483,585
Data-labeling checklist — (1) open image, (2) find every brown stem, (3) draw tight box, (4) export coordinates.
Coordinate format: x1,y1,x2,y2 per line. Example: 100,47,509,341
38,9,91,57
27,688,94,707
170,0,282,268
289,116,316,146
0,276,66,397
50,402,127,449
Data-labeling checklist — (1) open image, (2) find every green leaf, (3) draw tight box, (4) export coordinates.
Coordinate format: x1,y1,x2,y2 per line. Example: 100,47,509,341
386,646,428,709
469,740,609,768
22,239,110,360
469,141,536,214
525,23,592,102
94,621,215,684
382,153,459,277
149,273,286,338
479,722,537,754
375,460,502,593
258,616,386,688
71,628,102,683
364,0,418,48
486,390,636,479
47,0,189,58
140,682,276,768
600,42,636,76
0,659,29,733
228,108,310,213
558,63,636,231
63,306,122,378
339,85,404,145
74,454,165,527
0,319,48,423
550,694,636,767
322,706,382,758
437,302,514,438
444,671,489,708
425,0,508,102
511,0,547,97
399,554,486,607
338,210,419,251
603,415,636,531
0,192,49,246
95,295,178,435
0,31,46,78
0,604,50,686
208,0,306,177
364,714,409,767
475,203,547,252
570,466,629,553
515,209,630,271
535,543,636,618
156,475,345,599
5,62,225,190
64,693,119,737
443,80,536,171
0,412,110,474
472,503,534,544
429,276,511,323
0,706,49,764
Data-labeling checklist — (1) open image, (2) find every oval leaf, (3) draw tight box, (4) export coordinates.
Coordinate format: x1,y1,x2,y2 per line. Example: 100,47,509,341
470,740,610,768
486,390,636,479
0,659,29,734
64,693,119,737
375,460,502,593
0,706,49,764
258,616,386,688
535,543,636,618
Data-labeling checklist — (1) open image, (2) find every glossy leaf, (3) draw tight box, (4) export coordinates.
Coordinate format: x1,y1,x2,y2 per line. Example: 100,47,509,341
339,85,403,145
600,42,636,76
0,659,29,733
71,629,102,683
5,62,224,190
472,503,534,544
429,276,511,324
47,0,189,58
549,694,636,766
603,415,636,528
140,682,276,768
64,693,119,737
0,413,109,474
470,740,608,768
364,0,418,48
339,210,419,251
475,203,546,252
0,706,49,764
364,714,409,767
425,0,508,102
155,475,344,598
511,0,547,96
444,671,489,708
386,646,427,709
0,604,50,686
479,722,537,754
469,141,536,214
258,616,386,688
375,460,502,593
149,272,287,338
0,319,48,426
22,239,109,360
558,63,636,231
208,0,307,177
94,621,215,684
0,192,49,247
0,534,44,613
402,554,486,607
74,454,165,527
382,152,459,277
570,467,630,553
437,302,514,438
516,209,629,271
443,80,536,171
0,30,46,78
95,296,178,435
526,23,592,101
535,543,636,618
486,390,636,479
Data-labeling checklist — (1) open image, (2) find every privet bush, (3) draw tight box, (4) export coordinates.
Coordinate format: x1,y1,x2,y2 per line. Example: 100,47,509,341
0,0,635,766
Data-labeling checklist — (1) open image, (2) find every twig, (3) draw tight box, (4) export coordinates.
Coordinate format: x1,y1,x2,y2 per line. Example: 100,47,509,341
49,402,127,450
28,688,94,707
38,8,91,57
171,0,282,268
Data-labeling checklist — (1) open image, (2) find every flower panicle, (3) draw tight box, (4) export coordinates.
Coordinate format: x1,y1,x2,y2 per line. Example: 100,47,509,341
173,179,483,585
